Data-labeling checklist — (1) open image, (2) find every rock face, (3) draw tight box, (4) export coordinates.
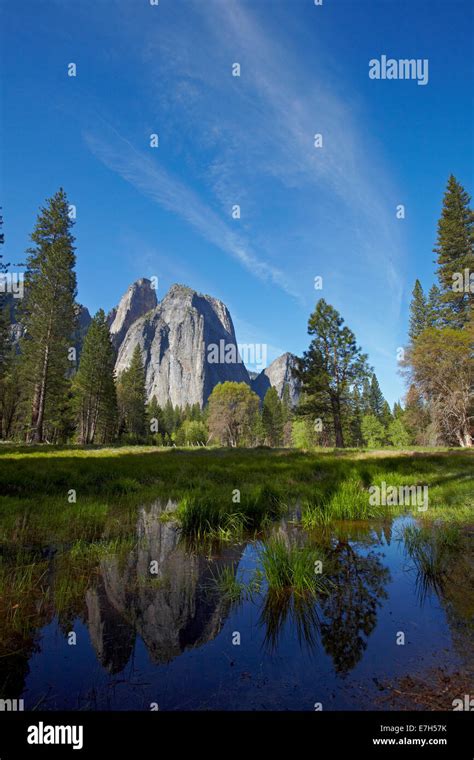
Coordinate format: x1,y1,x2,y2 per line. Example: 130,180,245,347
251,352,300,407
114,283,251,408
108,278,158,350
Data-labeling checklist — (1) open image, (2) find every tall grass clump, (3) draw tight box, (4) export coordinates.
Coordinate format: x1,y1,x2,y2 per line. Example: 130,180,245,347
302,477,383,527
258,538,329,596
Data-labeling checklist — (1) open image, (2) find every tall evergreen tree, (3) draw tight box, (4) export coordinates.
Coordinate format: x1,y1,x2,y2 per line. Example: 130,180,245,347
434,175,474,327
19,189,77,442
262,386,284,446
146,395,163,438
380,400,393,429
117,344,147,440
360,377,372,415
73,309,117,444
408,279,428,341
295,299,369,448
426,284,442,328
346,385,363,447
369,374,385,419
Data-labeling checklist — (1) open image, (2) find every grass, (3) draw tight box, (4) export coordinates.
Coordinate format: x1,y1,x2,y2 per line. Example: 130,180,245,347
0,447,472,546
258,537,331,596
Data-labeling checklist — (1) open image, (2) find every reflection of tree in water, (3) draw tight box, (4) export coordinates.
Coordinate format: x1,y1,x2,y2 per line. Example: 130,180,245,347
319,540,390,675
256,528,390,671
259,589,321,654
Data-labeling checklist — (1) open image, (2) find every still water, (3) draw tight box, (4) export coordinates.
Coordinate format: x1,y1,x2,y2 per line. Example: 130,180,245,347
2,501,473,710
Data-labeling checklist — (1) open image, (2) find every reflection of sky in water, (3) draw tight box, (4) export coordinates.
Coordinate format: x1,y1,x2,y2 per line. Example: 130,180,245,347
9,513,474,710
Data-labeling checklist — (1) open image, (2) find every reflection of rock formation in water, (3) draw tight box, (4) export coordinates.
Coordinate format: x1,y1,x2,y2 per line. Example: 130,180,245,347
86,581,136,674
86,501,243,672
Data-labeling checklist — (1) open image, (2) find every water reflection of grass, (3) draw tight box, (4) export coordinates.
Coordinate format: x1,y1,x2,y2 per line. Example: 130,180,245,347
260,589,322,653
403,523,463,601
212,565,263,605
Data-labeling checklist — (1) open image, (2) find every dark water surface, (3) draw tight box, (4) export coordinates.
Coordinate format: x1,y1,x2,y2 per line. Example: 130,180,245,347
2,502,473,710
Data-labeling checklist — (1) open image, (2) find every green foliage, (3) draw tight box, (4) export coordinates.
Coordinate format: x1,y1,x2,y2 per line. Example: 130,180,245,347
369,374,386,420
295,299,370,448
207,381,260,446
291,417,317,448
409,279,428,341
302,477,383,526
258,538,330,596
174,419,208,446
117,345,147,441
262,386,284,446
18,189,77,442
434,175,473,328
361,414,386,448
427,284,442,328
73,309,117,444
387,418,412,448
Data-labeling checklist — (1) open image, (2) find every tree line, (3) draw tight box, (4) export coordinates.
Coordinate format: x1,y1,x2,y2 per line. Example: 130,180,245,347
0,176,471,448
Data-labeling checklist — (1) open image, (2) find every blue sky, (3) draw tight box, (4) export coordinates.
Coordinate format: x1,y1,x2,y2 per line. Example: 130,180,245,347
1,0,473,404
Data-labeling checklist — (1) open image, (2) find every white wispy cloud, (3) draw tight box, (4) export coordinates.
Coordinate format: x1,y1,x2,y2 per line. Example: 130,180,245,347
83,118,300,300
138,0,405,311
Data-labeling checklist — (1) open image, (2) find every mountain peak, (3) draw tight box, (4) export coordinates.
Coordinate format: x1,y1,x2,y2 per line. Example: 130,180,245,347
109,278,158,348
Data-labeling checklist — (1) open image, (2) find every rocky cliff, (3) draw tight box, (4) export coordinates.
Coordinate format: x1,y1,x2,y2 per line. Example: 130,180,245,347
251,352,300,407
108,278,158,350
114,283,251,408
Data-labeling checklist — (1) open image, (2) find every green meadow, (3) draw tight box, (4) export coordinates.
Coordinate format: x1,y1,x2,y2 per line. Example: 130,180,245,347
0,446,472,546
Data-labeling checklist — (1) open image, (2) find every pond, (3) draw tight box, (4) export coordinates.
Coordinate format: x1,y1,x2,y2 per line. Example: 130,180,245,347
1,501,473,711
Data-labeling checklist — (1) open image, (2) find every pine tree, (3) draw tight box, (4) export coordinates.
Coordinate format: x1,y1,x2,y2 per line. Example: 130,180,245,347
295,299,369,448
404,384,431,445
346,385,363,447
146,395,163,439
426,284,442,328
360,377,372,415
281,383,293,446
369,374,385,419
73,309,117,444
408,280,428,341
117,345,147,441
434,175,474,328
392,401,404,420
19,189,77,442
380,400,393,429
262,386,284,446
162,399,176,436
